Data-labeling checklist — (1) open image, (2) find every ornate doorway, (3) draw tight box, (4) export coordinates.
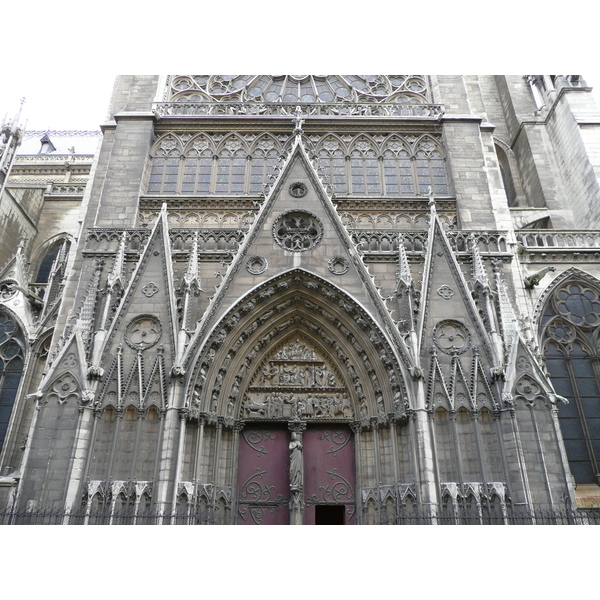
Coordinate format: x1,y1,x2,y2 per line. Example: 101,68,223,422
236,426,291,525
304,426,356,525
236,424,356,525
235,336,357,524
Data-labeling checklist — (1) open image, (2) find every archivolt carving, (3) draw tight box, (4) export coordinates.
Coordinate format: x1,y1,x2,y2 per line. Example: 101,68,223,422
185,270,407,425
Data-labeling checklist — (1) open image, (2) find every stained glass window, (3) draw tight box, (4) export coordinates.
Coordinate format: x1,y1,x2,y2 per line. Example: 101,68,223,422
0,312,26,452
542,281,600,484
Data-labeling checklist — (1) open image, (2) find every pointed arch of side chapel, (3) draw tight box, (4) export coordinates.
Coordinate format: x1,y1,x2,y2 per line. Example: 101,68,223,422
535,266,600,485
185,269,408,422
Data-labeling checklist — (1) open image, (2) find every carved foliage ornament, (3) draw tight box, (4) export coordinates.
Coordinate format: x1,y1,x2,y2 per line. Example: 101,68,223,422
246,256,268,275
327,256,350,275
272,211,323,252
289,182,308,198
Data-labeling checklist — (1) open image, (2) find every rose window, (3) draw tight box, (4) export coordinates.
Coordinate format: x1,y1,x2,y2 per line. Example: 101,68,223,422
273,211,323,252
555,284,600,327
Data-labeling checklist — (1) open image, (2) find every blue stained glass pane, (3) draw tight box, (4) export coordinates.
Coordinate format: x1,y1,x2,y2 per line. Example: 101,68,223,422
0,405,13,421
563,439,591,461
587,418,600,437
572,358,595,378
558,397,580,418
559,417,586,439
570,460,596,483
577,378,600,398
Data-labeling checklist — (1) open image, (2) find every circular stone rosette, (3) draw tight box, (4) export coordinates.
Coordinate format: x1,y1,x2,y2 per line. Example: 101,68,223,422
246,256,268,275
272,210,323,252
289,181,308,198
432,320,471,355
125,314,162,350
327,256,350,275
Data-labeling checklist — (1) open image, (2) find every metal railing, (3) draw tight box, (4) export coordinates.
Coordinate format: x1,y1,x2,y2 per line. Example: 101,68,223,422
1,506,598,525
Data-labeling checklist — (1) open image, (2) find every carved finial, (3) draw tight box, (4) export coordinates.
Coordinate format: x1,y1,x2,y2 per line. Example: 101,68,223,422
17,234,27,253
524,266,556,289
469,234,490,289
183,231,201,290
396,234,413,288
107,233,127,290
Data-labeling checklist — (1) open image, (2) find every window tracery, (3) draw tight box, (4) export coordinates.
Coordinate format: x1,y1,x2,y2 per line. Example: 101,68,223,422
349,137,381,195
541,280,600,484
169,76,432,104
145,131,449,199
0,312,25,452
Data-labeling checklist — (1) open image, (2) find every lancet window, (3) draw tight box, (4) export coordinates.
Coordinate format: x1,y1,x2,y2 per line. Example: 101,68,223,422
349,138,381,195
215,141,247,194
147,139,181,194
0,312,25,452
541,280,600,484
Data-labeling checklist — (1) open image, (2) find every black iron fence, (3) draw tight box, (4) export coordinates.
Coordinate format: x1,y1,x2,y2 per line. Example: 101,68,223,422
1,506,599,525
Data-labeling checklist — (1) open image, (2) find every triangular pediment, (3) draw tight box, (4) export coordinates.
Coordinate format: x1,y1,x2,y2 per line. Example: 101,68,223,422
98,208,178,369
418,206,494,364
182,139,412,372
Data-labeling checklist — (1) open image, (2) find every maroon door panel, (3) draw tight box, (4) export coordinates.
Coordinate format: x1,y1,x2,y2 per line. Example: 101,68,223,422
304,427,356,525
237,427,290,525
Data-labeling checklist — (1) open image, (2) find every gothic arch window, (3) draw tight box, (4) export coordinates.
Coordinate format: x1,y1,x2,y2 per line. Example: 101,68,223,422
382,137,414,196
316,136,348,195
249,137,281,194
0,311,26,452
541,280,600,484
147,136,182,194
349,137,381,195
414,136,448,196
216,137,248,194
182,135,214,195
34,238,70,284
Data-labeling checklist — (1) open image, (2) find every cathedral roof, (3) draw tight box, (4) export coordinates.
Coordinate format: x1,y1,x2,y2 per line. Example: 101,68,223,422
17,130,102,155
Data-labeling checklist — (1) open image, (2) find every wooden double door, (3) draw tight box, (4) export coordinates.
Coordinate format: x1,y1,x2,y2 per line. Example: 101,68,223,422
236,424,356,525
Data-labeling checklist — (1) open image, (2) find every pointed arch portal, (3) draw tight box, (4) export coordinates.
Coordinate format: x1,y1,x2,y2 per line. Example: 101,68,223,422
185,269,408,524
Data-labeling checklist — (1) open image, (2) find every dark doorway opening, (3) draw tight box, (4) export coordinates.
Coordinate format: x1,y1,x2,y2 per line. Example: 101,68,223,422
315,504,345,525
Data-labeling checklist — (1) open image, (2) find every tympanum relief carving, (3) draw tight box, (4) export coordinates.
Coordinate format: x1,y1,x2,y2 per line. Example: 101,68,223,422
241,338,354,421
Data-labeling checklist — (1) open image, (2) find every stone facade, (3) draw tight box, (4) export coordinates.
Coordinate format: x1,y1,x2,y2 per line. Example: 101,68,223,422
1,75,600,524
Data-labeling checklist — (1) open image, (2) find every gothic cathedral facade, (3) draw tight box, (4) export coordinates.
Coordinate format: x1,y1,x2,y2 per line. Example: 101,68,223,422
1,75,600,524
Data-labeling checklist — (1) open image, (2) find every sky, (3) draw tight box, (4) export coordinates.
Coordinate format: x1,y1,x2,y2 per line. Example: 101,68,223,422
2,1,599,132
